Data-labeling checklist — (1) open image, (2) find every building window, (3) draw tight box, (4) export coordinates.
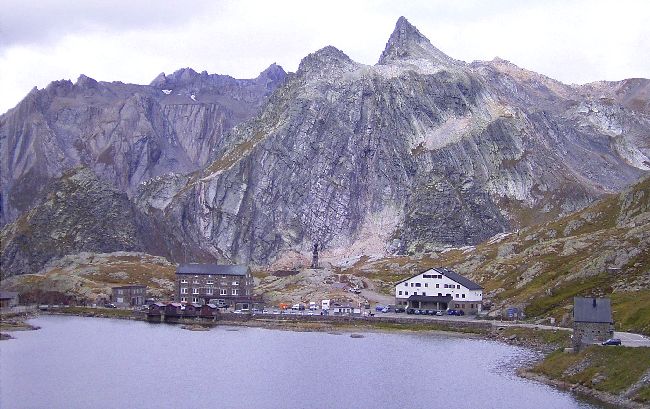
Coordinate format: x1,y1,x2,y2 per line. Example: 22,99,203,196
457,285,460,289
192,297,199,303
438,293,442,296
206,288,213,295
232,281,239,286
404,283,408,287
462,294,466,298
181,288,188,294
455,304,459,308
415,283,421,287
193,280,199,284
410,283,414,287
398,291,402,295
470,304,474,308
220,289,227,295
436,284,439,288
192,288,199,294
181,297,187,302
181,279,188,284
405,291,409,295
232,289,239,295
425,283,428,287
206,281,214,285
422,292,426,296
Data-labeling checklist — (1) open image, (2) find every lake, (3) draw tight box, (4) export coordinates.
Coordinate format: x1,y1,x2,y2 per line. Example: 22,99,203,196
1,315,601,409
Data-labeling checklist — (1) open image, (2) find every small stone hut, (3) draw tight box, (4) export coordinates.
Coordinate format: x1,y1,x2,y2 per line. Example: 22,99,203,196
572,297,614,350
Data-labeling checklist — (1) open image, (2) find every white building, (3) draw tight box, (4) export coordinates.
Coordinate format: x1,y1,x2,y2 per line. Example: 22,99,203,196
394,267,483,314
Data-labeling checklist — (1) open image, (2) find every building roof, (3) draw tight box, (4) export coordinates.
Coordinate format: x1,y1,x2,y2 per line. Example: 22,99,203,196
176,264,249,276
573,297,613,323
395,267,482,290
0,291,18,299
407,295,453,303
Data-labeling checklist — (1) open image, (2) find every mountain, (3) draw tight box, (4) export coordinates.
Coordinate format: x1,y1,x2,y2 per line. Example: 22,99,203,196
1,17,648,277
0,65,287,226
137,17,649,265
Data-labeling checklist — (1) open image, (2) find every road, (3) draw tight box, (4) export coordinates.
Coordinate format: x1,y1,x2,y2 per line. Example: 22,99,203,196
372,311,650,347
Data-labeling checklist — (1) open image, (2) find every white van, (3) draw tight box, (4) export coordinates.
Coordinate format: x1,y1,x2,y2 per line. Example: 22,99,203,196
309,302,317,310
321,299,330,311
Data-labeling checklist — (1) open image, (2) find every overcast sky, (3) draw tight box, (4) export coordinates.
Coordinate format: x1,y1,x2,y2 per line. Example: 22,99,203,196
1,0,648,114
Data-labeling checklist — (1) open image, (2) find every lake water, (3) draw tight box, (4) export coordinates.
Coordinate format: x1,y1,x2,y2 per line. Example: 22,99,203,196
1,316,601,409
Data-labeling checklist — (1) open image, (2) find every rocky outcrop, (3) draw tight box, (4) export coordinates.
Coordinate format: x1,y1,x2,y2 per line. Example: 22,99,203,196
1,167,143,276
142,17,648,265
0,65,287,226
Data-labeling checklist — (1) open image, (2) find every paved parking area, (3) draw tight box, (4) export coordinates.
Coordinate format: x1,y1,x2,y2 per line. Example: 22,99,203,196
614,331,650,348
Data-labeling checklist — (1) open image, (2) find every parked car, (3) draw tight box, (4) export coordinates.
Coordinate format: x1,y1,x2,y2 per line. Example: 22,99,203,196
447,309,457,315
406,308,415,314
375,305,385,312
395,307,406,313
602,338,622,346
381,306,391,313
435,310,443,316
105,303,117,309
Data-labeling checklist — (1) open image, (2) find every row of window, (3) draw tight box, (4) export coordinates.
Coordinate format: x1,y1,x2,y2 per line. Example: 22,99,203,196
404,282,461,290
454,303,477,309
180,297,202,303
180,288,240,296
397,291,468,299
422,274,443,279
180,279,242,285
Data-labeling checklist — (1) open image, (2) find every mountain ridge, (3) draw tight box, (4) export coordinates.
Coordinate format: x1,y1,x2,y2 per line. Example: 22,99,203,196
1,16,648,276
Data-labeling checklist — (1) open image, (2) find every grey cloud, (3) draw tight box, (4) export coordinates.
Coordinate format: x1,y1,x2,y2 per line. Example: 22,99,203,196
0,0,216,50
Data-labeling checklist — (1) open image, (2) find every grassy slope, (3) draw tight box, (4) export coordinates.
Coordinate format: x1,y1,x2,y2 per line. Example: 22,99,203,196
342,176,650,334
2,252,176,302
532,346,650,403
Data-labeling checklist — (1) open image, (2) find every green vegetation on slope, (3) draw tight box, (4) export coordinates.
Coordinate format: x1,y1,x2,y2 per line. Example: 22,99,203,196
532,346,650,403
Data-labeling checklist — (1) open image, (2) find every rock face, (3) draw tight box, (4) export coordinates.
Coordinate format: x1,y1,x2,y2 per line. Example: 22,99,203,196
1,167,143,275
141,17,649,264
1,17,649,274
0,65,287,225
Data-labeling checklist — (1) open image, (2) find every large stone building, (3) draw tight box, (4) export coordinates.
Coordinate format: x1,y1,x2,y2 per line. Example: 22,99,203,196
573,297,614,350
175,264,254,308
394,267,483,314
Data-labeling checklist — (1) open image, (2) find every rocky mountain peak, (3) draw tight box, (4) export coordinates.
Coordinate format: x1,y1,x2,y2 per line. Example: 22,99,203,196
378,16,456,67
257,63,287,82
74,74,98,89
297,46,357,79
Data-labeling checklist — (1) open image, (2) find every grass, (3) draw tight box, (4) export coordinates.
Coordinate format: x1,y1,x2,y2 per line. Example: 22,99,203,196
56,306,135,318
634,385,650,403
501,327,572,349
611,290,650,335
532,346,650,395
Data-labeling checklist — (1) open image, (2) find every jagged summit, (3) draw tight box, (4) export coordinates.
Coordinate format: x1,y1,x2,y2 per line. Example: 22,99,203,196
378,16,457,66
257,63,287,82
297,46,357,78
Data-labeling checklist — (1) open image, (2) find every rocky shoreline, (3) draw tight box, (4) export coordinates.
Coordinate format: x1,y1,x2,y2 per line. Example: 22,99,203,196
518,370,647,409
